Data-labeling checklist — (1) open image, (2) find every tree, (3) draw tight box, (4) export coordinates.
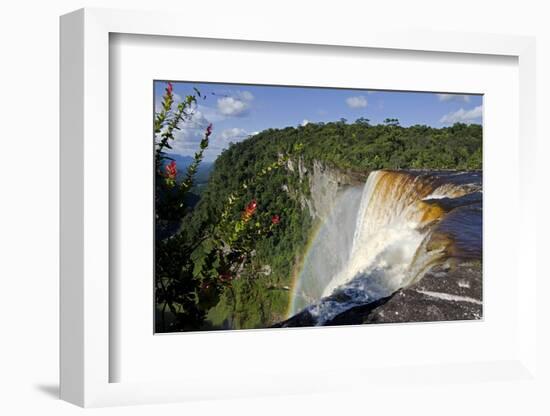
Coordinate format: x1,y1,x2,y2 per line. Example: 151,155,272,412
355,117,371,126
383,118,400,126
154,83,286,332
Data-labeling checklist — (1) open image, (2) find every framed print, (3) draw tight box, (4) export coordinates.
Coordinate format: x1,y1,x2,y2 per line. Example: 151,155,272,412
151,80,483,333
60,8,538,408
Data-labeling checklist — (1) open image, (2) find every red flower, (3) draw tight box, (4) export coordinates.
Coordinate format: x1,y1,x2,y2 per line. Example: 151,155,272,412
205,123,213,137
166,82,173,96
271,215,280,225
165,160,177,179
245,200,257,215
242,199,257,221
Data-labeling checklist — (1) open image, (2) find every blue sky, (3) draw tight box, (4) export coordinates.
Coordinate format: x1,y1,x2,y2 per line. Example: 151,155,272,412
154,81,483,162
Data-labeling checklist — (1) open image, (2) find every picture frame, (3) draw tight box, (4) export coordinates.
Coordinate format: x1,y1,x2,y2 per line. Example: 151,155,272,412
60,7,538,407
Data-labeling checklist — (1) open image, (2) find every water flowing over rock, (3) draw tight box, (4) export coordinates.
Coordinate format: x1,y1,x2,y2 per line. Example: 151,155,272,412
277,169,482,327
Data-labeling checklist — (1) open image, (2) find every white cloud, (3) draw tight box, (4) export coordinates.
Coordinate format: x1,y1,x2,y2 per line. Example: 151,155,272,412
166,104,213,155
221,127,248,140
159,91,255,161
200,127,251,162
196,103,225,123
178,105,211,131
169,128,203,156
215,90,254,117
301,119,310,126
346,95,368,108
437,93,471,103
238,91,254,101
217,97,250,116
440,105,483,124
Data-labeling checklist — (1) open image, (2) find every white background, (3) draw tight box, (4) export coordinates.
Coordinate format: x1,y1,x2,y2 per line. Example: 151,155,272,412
1,0,548,415
112,34,519,384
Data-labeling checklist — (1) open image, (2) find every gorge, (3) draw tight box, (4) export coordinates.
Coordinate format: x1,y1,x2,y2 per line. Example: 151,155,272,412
162,121,484,331
279,167,482,327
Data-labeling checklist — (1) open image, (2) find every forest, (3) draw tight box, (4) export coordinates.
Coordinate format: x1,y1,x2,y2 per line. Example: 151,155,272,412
154,84,482,332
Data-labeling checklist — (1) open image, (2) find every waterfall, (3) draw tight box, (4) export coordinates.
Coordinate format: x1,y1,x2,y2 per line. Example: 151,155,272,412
321,171,444,297
289,169,476,324
289,187,363,314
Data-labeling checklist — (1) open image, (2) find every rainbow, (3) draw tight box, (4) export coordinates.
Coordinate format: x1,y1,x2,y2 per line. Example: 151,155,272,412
284,185,364,318
285,219,324,318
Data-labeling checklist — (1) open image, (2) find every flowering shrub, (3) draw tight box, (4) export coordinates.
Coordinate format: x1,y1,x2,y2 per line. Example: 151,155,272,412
242,199,257,221
154,83,282,332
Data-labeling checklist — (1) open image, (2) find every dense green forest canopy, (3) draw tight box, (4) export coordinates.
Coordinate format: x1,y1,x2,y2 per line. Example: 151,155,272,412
171,120,482,330
224,120,482,172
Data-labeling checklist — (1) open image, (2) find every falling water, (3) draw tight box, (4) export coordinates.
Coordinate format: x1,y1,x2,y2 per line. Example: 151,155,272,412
289,187,363,313
288,170,481,324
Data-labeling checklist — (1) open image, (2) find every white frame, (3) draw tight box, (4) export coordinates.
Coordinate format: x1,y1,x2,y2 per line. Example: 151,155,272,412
60,8,537,407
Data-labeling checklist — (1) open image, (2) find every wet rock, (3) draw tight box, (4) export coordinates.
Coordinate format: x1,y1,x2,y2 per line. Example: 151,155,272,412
272,308,317,328
361,259,482,324
275,253,482,328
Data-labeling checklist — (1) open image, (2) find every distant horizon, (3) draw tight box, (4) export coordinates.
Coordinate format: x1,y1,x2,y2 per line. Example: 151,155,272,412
154,81,483,162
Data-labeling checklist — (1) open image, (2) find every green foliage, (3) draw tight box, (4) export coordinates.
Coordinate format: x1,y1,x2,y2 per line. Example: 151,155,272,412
154,84,285,332
156,96,482,331
181,119,482,330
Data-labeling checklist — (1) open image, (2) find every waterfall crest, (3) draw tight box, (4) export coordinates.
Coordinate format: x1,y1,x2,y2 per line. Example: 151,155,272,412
288,169,480,324
322,170,445,297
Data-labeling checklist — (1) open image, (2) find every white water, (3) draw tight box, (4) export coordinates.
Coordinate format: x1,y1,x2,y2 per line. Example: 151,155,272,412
296,170,455,324
322,171,430,297
422,183,469,200
290,187,362,314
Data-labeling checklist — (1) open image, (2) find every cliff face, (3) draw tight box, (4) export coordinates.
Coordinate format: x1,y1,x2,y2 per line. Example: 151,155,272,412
286,158,366,221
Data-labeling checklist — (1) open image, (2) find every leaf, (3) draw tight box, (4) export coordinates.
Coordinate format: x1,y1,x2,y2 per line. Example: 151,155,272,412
192,260,205,279
190,245,204,263
211,254,220,270
201,238,214,253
